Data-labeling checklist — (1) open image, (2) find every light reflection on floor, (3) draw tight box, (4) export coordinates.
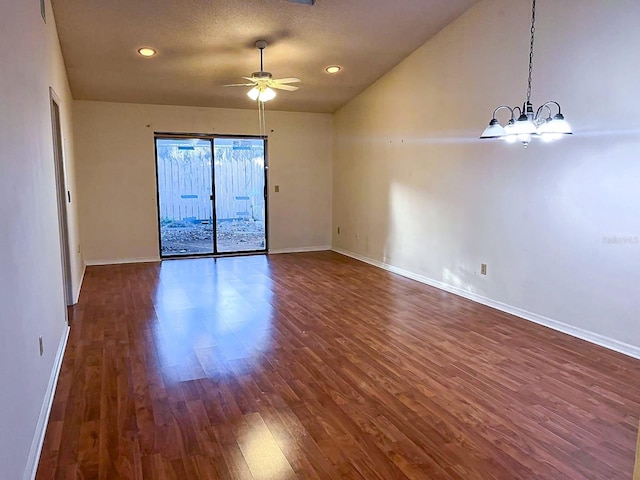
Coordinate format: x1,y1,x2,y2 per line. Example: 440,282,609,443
237,413,296,479
151,256,275,382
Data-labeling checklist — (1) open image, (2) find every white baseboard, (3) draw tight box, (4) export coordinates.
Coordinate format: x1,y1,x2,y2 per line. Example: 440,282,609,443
73,263,85,304
24,324,70,480
333,248,640,361
269,245,331,254
85,256,160,266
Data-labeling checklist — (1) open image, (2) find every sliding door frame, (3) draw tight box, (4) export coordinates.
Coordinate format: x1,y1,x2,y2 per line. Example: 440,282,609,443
154,132,269,259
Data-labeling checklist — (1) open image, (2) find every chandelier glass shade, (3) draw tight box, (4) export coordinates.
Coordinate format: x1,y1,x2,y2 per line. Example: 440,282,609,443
479,0,572,147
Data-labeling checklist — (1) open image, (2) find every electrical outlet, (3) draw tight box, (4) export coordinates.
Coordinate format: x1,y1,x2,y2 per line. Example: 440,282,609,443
39,336,44,356
274,185,280,193
481,264,487,275
76,244,81,254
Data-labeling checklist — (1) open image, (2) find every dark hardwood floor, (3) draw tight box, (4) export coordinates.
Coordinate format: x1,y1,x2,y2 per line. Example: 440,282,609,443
36,252,640,479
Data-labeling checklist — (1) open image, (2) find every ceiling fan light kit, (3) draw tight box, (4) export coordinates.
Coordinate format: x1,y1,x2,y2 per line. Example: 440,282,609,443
224,40,300,104
480,0,572,147
247,86,276,102
222,40,301,136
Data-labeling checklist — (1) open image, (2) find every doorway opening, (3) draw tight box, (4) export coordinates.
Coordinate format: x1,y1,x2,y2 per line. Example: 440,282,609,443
50,88,73,309
155,134,268,258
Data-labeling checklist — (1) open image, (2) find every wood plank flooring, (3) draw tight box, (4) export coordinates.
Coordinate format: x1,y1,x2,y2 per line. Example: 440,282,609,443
36,252,640,479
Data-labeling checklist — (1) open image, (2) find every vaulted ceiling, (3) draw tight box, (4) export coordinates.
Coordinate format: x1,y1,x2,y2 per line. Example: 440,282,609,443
52,0,479,113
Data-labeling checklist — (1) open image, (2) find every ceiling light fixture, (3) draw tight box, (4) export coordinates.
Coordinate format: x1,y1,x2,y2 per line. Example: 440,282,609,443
224,40,299,104
137,47,157,57
325,65,342,74
224,40,300,137
480,0,572,148
247,86,276,102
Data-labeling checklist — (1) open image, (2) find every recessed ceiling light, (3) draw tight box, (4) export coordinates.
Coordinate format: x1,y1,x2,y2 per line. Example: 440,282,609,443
137,47,157,57
325,65,341,74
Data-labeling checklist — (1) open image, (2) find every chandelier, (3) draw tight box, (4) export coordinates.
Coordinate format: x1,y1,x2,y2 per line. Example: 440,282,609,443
480,0,572,147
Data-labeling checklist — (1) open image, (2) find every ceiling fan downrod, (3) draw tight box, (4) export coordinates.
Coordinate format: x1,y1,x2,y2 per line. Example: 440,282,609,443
256,40,268,72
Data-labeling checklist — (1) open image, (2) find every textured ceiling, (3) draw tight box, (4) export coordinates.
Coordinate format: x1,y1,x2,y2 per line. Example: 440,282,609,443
51,0,479,113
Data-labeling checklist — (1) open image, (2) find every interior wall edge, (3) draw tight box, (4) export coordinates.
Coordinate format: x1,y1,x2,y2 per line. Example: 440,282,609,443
332,248,640,361
22,325,70,480
634,424,640,480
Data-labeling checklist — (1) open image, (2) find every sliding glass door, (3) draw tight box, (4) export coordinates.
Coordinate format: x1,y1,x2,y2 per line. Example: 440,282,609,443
155,135,267,257
214,138,266,253
156,138,214,256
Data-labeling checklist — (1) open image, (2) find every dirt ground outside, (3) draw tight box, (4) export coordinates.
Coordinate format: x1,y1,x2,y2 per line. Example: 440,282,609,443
160,220,265,255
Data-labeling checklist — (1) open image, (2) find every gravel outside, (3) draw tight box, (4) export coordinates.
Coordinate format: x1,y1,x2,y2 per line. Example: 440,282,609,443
160,220,265,255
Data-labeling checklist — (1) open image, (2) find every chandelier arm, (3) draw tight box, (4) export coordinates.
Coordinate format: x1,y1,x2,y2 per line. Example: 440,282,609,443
541,100,562,114
492,105,515,121
535,104,552,122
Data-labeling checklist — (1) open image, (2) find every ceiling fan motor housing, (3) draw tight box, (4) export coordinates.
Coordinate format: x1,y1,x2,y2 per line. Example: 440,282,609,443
252,71,273,80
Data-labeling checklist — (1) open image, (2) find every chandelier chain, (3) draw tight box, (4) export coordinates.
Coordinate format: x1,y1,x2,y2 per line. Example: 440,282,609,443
527,0,536,103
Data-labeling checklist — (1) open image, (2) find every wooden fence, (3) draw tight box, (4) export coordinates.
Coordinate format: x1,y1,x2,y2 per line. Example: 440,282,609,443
156,141,265,222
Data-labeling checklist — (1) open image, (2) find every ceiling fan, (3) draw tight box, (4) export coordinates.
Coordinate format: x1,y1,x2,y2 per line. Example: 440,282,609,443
224,40,300,102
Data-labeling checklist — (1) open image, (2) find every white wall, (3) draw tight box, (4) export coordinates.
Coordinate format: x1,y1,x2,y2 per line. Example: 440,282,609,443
333,0,640,354
73,101,333,263
0,0,81,478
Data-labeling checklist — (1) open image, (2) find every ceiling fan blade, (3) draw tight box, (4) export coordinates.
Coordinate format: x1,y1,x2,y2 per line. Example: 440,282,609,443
223,83,256,87
272,77,301,84
242,76,258,82
270,83,299,91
